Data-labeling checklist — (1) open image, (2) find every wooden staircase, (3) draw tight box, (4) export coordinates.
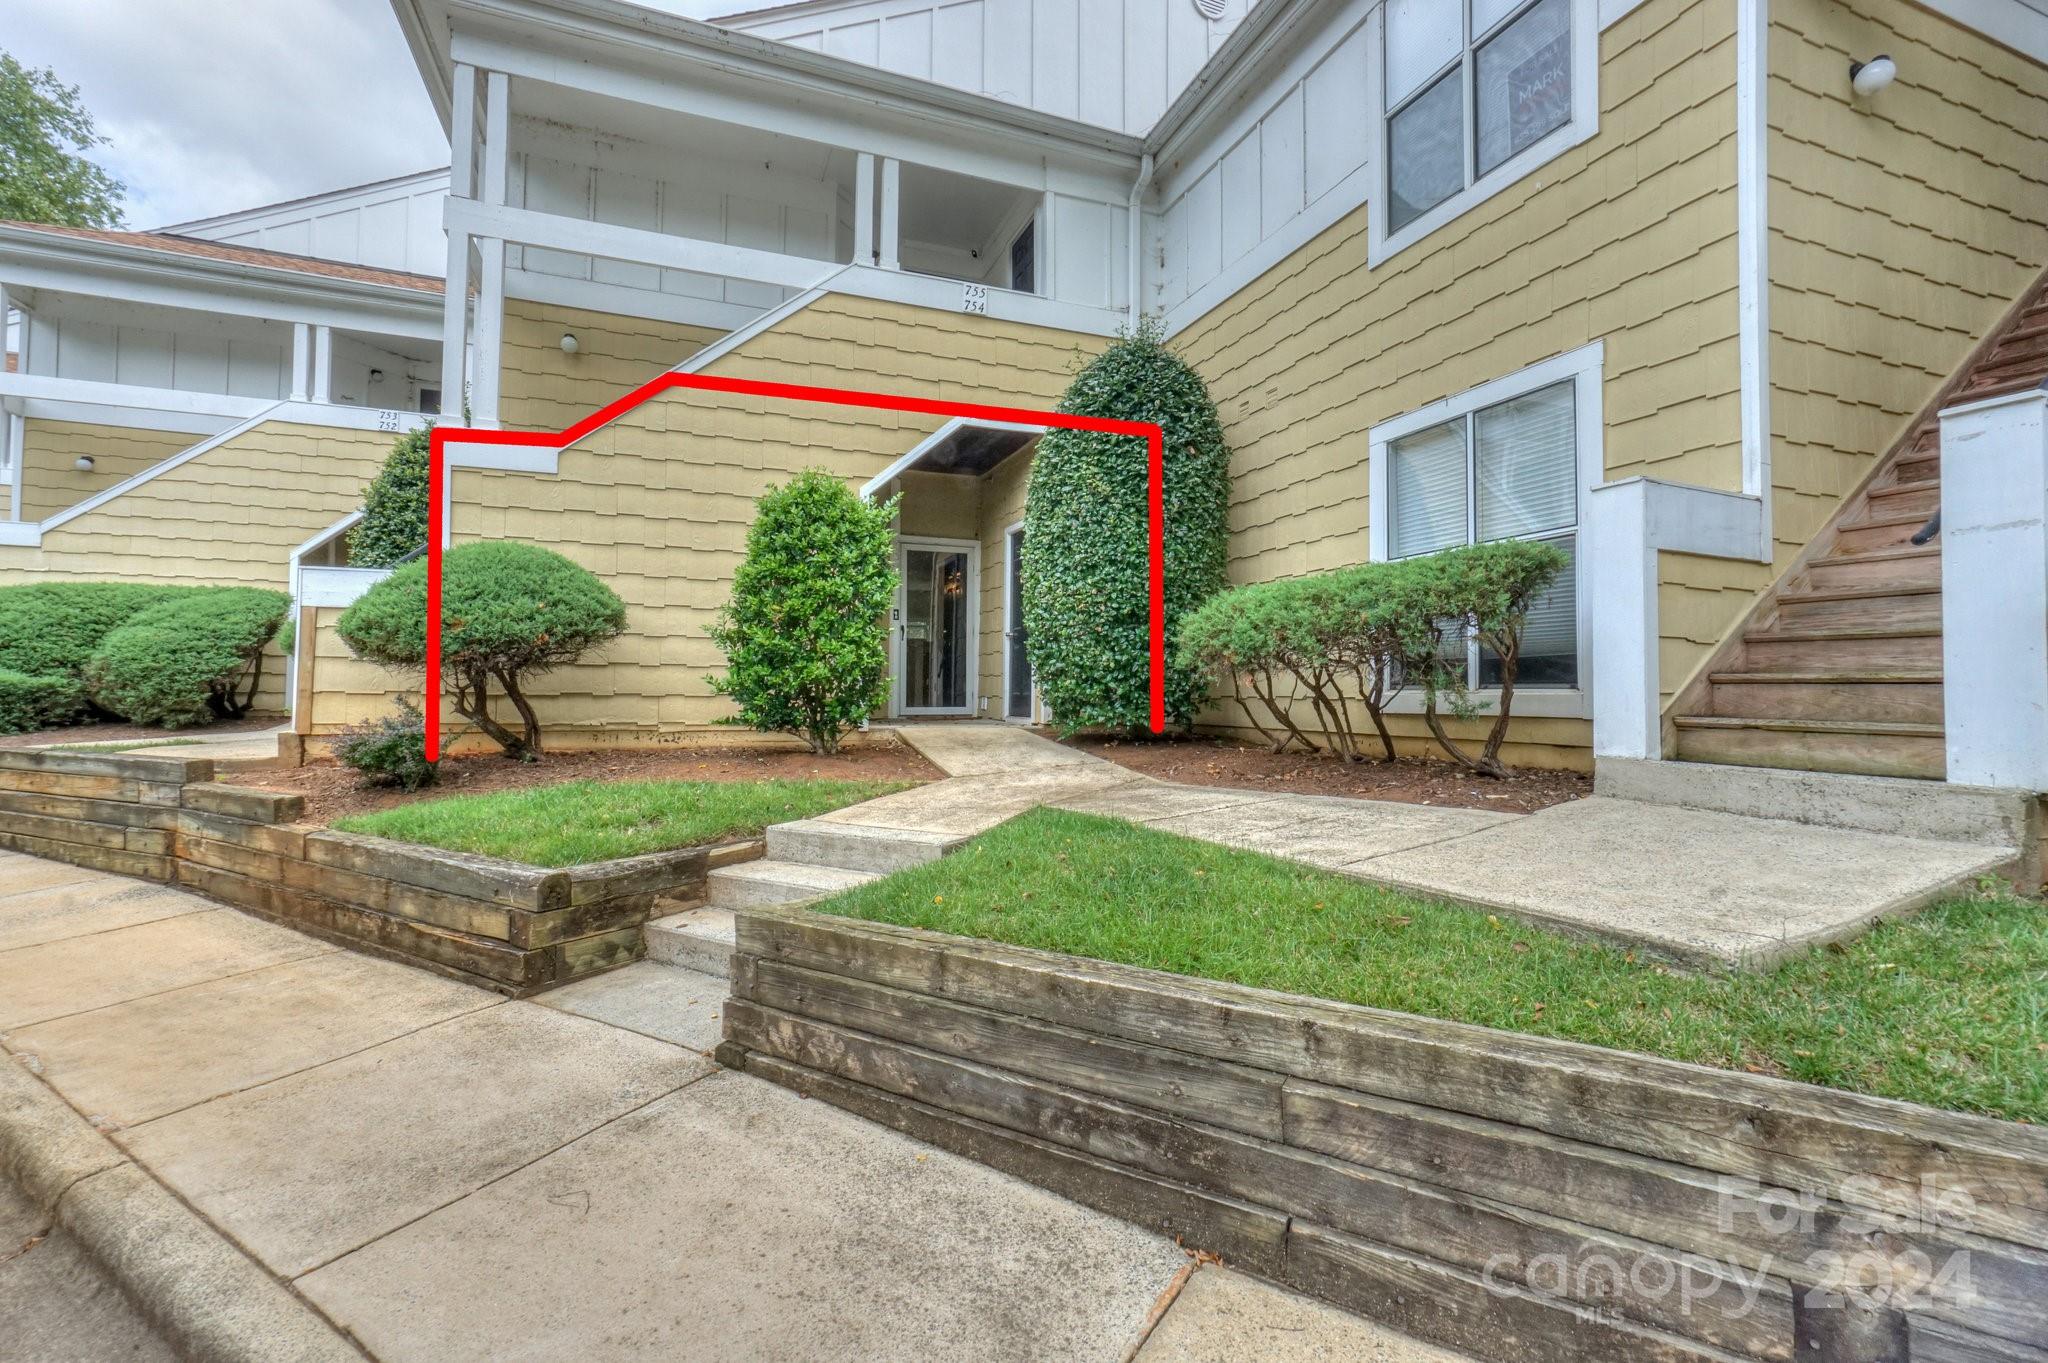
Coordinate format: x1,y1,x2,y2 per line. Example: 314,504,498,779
1671,270,2048,780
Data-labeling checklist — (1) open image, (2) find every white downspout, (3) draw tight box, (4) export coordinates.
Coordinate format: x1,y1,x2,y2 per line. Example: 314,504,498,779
1127,152,1155,320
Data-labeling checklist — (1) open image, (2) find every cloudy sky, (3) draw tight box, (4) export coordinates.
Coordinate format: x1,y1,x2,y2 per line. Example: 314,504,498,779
8,0,734,229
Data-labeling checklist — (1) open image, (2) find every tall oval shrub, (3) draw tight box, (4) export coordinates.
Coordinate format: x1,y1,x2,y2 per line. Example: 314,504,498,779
710,469,899,755
337,540,626,759
347,428,430,567
1023,319,1230,732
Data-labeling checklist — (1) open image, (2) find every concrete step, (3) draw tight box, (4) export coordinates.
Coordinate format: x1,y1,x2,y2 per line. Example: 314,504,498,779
1738,623,1942,671
1704,671,1942,724
645,906,735,978
766,818,961,873
1673,716,1945,781
1801,545,1940,594
708,859,879,908
1594,757,2037,886
1773,582,1940,630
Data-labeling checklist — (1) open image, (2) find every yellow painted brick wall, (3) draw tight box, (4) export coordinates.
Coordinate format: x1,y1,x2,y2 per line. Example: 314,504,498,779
1172,0,1743,766
447,293,1098,741
16,421,195,522
0,420,400,717
1766,0,2048,549
499,298,725,433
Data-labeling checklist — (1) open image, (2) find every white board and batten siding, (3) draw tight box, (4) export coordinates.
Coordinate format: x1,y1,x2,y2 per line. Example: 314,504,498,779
166,170,452,279
725,0,1251,135
19,303,293,402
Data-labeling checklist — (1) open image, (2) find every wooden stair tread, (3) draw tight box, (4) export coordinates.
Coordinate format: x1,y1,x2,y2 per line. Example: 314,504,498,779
1868,478,1941,499
1777,582,1938,604
1748,623,1941,642
1815,544,1939,566
1674,716,1943,738
1835,510,1932,532
1708,670,1940,684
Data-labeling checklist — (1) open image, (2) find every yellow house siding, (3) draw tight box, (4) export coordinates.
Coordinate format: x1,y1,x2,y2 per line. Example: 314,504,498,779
17,421,194,522
449,294,1098,740
1170,0,1742,764
498,298,725,433
305,607,408,734
1766,0,2048,558
975,449,1033,720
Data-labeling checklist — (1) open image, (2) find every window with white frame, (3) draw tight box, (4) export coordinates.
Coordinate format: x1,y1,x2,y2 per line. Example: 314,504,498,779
1380,0,1584,241
1373,347,1600,693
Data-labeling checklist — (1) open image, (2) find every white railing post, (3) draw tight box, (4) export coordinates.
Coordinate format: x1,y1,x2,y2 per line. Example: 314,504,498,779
854,153,876,266
289,323,313,402
879,158,901,272
311,325,334,404
1940,388,2048,791
1589,480,1660,760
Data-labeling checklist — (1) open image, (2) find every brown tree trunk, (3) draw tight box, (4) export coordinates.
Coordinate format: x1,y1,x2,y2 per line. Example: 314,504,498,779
495,668,544,757
455,669,530,758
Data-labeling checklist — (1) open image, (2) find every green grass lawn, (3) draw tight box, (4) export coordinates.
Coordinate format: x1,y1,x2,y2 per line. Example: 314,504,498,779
334,778,908,867
819,808,2047,1123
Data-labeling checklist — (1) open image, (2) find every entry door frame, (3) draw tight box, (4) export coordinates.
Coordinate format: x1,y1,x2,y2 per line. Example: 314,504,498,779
892,535,981,719
1002,521,1037,724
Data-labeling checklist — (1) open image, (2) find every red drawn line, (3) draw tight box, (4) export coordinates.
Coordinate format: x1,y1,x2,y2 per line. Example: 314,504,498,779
425,372,1167,760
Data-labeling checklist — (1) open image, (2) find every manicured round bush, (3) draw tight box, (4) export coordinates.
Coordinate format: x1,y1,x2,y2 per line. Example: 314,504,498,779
347,428,431,568
1023,319,1230,732
334,699,437,792
0,669,85,734
710,469,898,755
82,588,290,727
1409,539,1569,776
0,581,189,683
337,540,626,759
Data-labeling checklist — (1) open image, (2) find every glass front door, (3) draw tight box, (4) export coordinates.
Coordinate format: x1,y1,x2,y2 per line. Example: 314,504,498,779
1005,526,1033,721
900,542,974,713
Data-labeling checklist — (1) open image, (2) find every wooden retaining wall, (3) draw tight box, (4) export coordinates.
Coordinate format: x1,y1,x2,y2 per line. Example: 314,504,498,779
0,749,748,995
719,906,2048,1363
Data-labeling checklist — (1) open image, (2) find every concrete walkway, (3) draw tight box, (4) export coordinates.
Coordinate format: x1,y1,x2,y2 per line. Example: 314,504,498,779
0,851,1474,1363
887,723,2012,967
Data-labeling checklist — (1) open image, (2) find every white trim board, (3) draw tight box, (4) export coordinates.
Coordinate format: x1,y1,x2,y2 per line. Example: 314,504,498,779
1366,340,1606,722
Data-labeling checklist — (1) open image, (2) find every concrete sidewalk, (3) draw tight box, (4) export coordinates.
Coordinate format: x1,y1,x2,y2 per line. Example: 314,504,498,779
889,722,2012,967
0,851,1472,1363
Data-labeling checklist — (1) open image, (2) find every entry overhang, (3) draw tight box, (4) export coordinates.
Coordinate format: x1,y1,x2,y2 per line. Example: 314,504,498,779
861,418,1044,499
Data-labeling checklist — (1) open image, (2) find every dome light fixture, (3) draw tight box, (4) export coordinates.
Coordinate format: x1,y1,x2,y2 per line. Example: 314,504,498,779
1849,54,1897,98
73,454,95,472
559,332,579,354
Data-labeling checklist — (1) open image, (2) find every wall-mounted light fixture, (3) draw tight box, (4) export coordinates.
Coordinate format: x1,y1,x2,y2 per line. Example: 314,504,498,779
560,333,579,354
73,454,94,472
1849,54,1897,98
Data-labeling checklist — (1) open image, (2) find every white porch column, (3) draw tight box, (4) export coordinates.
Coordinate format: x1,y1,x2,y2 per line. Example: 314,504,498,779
471,69,510,428
442,62,479,423
0,283,12,485
310,325,334,404
879,157,901,272
853,153,876,265
289,323,313,401
1940,388,2048,790
1589,478,1770,761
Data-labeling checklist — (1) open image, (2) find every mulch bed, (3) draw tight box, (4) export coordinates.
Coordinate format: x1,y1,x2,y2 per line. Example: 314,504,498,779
0,716,281,750
234,737,944,826
1052,732,1590,814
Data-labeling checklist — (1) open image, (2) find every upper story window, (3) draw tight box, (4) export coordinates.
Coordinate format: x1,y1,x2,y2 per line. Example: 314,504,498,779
1372,0,1595,262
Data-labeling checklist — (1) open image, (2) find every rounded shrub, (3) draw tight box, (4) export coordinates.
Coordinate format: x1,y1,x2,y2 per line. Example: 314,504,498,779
1408,539,1570,777
337,540,626,759
334,698,437,792
710,468,898,755
82,587,291,727
1023,318,1229,732
0,581,190,684
347,428,430,568
0,670,85,735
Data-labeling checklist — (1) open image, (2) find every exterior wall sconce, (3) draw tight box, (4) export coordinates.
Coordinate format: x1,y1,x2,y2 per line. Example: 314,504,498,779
73,454,94,472
559,333,579,354
1849,55,1897,98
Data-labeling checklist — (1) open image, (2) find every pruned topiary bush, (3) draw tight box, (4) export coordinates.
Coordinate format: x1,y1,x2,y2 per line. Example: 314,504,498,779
0,670,85,734
82,587,290,727
0,582,189,694
334,698,437,792
337,540,626,759
1178,542,1567,776
347,428,431,568
711,468,898,755
1023,318,1230,733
